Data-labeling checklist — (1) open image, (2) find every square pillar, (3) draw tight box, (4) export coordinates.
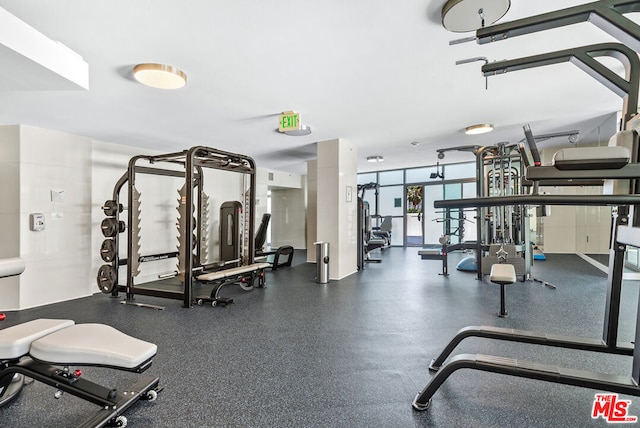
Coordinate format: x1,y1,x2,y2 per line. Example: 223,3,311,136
316,139,357,279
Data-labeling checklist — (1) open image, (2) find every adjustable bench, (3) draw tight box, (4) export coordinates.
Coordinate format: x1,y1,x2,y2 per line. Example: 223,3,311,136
0,319,160,428
195,262,270,306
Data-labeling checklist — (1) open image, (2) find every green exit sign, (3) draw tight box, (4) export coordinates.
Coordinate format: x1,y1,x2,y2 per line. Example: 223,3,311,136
279,111,300,132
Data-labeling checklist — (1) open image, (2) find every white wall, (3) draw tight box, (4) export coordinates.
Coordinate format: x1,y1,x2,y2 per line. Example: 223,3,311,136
0,125,93,311
271,188,306,248
255,167,306,249
0,126,21,308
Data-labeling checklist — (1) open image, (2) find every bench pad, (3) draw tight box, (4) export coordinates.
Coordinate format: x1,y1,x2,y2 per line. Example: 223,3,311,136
30,324,157,369
0,319,74,360
490,264,516,284
197,262,270,282
553,146,629,170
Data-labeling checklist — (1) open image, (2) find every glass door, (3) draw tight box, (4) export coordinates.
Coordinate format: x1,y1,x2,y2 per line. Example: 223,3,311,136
422,184,444,245
405,185,423,246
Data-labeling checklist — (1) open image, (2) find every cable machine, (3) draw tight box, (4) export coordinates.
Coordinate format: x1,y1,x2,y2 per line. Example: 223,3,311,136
413,0,640,412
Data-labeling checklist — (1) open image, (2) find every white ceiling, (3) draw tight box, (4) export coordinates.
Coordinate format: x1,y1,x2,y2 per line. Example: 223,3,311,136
0,1,633,174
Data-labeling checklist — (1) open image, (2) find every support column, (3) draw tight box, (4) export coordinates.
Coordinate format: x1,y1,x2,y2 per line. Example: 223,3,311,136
306,160,317,263
316,139,357,280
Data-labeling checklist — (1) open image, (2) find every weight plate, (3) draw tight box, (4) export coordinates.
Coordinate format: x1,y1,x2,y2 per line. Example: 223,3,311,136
100,239,116,262
96,264,117,294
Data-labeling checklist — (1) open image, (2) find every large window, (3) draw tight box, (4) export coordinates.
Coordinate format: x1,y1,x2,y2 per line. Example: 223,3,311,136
359,161,475,247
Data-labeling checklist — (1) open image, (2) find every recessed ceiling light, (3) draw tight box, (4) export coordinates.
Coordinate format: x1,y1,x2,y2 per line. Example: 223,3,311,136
410,141,420,147
133,63,187,89
465,123,494,135
367,156,384,163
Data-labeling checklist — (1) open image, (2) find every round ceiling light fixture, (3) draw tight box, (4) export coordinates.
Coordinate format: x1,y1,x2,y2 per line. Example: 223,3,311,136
366,155,384,163
283,125,312,136
465,123,494,135
442,0,511,32
133,63,187,89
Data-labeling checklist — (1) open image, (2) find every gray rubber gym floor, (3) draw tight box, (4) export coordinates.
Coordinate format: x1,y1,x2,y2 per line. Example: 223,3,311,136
2,248,639,427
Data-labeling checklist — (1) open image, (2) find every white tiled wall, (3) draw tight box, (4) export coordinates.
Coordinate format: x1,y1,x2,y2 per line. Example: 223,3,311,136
0,126,20,308
16,125,92,309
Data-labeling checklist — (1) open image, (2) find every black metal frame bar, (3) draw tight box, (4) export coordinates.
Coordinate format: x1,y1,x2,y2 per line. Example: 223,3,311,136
413,353,637,411
0,358,159,427
482,43,640,124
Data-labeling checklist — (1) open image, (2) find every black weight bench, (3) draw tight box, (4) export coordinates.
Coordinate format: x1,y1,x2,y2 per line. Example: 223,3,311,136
195,262,270,306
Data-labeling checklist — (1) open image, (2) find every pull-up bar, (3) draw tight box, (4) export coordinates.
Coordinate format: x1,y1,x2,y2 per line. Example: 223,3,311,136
476,0,640,52
481,43,640,125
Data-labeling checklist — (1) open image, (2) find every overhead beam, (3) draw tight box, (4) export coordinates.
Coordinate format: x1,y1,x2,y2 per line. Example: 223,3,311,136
0,6,88,90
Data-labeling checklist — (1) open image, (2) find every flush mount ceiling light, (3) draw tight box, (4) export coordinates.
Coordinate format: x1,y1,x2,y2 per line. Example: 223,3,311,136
442,0,511,32
465,123,494,135
133,63,187,89
283,125,312,136
367,156,384,163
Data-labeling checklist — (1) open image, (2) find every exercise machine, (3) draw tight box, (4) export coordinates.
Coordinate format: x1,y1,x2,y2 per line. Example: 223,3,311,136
254,213,295,270
370,215,392,247
418,206,477,275
413,0,640,412
357,183,389,269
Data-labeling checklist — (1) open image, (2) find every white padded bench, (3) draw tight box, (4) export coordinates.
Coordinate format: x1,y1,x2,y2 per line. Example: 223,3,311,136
195,262,270,307
196,262,271,281
196,262,270,282
31,323,157,369
0,319,157,370
490,264,516,318
0,319,74,360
